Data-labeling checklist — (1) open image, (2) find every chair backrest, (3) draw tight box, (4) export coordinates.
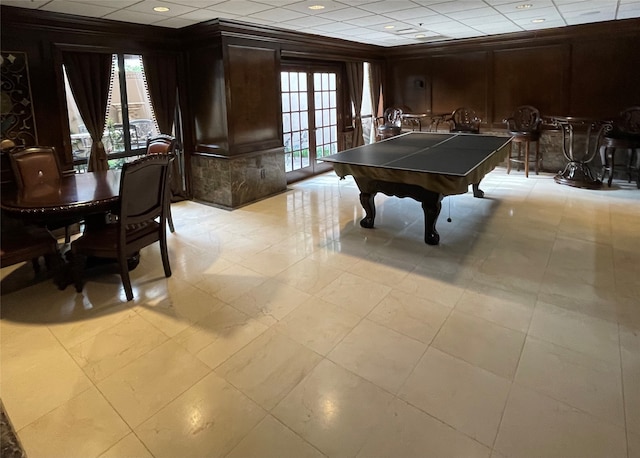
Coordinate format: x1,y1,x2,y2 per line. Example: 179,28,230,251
119,154,172,229
614,106,640,137
146,134,176,155
449,107,481,133
504,105,542,134
8,146,63,188
380,107,403,128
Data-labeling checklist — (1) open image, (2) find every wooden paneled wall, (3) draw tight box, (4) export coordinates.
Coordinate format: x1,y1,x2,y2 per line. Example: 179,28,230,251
385,19,640,127
2,5,639,198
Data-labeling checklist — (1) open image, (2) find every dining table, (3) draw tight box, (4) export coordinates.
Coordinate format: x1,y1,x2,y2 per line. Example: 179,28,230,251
1,169,121,223
1,169,123,288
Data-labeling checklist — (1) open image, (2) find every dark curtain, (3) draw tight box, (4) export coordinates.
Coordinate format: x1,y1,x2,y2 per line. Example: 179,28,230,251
62,52,112,172
346,62,364,147
142,54,178,134
142,54,183,196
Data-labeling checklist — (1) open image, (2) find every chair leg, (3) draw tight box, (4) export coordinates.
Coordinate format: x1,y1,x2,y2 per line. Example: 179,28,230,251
607,148,615,187
160,232,172,278
524,141,530,178
71,252,87,293
167,204,175,233
507,143,513,174
118,255,134,301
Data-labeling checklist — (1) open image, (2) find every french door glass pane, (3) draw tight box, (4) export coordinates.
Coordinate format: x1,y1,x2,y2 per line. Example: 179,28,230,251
282,71,309,173
281,70,337,173
313,72,337,161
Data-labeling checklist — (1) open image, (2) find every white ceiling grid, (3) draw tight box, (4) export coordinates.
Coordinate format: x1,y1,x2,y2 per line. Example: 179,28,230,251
2,0,639,46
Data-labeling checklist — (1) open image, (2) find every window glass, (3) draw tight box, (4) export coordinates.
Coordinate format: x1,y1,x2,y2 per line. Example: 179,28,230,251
64,53,159,171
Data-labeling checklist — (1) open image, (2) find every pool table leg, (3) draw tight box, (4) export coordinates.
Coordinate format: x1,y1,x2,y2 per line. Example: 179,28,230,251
472,182,484,198
359,192,376,228
422,193,443,245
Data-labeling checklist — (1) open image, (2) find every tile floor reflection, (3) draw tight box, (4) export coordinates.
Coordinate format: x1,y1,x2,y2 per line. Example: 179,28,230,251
1,168,639,458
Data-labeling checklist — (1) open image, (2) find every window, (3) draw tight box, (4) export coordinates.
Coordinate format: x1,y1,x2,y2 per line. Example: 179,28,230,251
361,62,374,144
65,54,159,171
350,62,374,145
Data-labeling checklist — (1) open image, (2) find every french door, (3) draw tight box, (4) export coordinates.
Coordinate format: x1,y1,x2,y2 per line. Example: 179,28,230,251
281,64,340,182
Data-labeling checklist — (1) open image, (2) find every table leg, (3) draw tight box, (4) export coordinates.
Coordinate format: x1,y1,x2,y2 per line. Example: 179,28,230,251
422,193,443,245
554,161,602,189
354,178,449,245
472,183,484,198
359,192,376,228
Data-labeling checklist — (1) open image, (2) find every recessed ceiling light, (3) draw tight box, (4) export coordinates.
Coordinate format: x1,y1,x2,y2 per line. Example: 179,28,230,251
531,18,545,23
384,25,395,29
415,34,426,38
308,5,325,10
516,4,532,9
154,7,170,13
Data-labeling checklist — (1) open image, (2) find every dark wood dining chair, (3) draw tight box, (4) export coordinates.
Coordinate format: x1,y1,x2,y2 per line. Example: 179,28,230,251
146,134,177,233
504,105,543,177
599,106,640,188
70,154,173,301
448,107,481,134
375,107,404,140
1,219,61,274
8,146,79,243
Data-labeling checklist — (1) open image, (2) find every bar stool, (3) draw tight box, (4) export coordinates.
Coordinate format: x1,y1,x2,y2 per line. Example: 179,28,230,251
504,105,543,177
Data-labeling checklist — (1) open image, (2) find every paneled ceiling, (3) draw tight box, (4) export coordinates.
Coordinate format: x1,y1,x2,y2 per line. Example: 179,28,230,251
3,0,640,46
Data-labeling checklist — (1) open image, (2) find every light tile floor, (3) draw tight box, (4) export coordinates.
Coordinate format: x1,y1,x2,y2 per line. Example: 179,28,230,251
1,168,639,458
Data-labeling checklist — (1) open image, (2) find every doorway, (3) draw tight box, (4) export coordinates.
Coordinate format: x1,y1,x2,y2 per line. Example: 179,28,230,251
281,64,340,183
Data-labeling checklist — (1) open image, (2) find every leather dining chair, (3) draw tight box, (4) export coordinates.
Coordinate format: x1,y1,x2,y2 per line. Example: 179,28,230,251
375,107,404,140
599,106,640,188
448,107,481,134
503,105,544,177
70,154,173,301
146,134,177,233
8,146,79,243
1,220,61,274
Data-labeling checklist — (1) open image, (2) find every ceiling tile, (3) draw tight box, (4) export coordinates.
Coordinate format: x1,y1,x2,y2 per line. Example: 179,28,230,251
281,0,348,14
103,9,167,24
2,0,638,48
125,0,197,16
473,22,523,33
492,0,556,14
281,15,334,28
382,7,440,21
446,6,503,20
177,8,222,21
152,16,198,27
309,21,355,32
343,15,392,27
564,11,616,24
0,0,49,7
317,7,372,21
206,0,272,15
40,1,118,17
70,0,140,6
357,1,421,15
164,0,227,5
427,0,494,13
247,7,305,21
